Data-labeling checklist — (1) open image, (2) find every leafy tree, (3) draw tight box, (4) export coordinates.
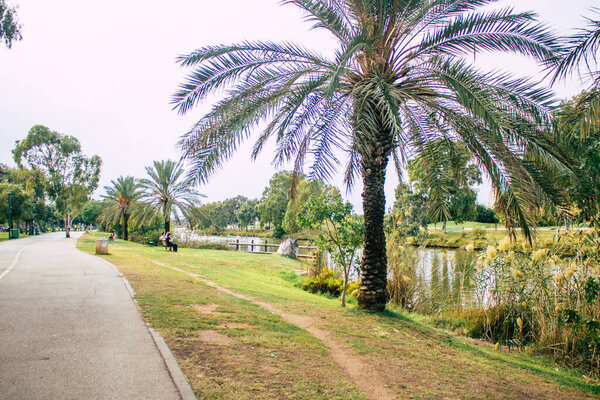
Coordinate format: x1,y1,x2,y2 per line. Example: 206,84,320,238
0,182,30,228
389,183,428,239
173,0,563,310
98,176,142,240
221,196,248,227
80,200,104,226
4,167,48,230
0,0,21,49
282,178,339,233
408,140,481,232
298,194,363,307
13,125,102,237
475,204,498,224
258,171,292,232
237,199,259,230
134,160,204,233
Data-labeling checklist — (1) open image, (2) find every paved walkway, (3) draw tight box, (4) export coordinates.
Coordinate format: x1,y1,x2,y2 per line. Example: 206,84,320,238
0,232,182,399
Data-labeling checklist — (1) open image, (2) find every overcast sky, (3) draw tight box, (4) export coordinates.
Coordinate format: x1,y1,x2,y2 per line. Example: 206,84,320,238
0,0,595,212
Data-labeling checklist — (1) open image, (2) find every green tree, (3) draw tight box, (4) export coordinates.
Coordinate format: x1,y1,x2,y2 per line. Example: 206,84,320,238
282,178,339,233
13,125,102,238
0,182,30,228
389,183,428,239
4,167,48,230
298,194,363,307
408,140,481,232
135,160,204,233
98,176,142,240
237,199,259,230
80,200,104,226
173,0,563,310
0,0,21,49
258,171,292,234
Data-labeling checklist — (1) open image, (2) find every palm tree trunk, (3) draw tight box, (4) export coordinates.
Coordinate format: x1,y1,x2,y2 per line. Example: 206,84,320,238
356,133,392,311
123,214,129,241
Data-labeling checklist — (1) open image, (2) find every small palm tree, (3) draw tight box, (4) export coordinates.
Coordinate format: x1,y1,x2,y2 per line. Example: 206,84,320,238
135,160,204,233
98,176,142,241
173,0,565,310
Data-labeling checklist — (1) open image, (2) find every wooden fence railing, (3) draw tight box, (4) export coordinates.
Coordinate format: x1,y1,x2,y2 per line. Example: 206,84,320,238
227,239,317,259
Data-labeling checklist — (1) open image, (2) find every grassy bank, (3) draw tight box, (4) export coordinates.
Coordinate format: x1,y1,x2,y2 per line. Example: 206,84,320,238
409,228,578,255
78,232,599,399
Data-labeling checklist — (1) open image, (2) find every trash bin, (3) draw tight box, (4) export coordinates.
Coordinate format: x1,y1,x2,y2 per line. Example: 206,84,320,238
9,229,19,239
35,227,40,235
29,227,34,235
96,237,109,255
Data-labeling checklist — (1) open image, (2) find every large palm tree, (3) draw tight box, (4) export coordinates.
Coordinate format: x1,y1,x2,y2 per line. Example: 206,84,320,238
173,0,565,311
134,160,204,233
98,176,141,241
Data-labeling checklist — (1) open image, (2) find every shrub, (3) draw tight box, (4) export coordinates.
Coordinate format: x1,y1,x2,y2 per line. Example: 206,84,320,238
302,268,343,297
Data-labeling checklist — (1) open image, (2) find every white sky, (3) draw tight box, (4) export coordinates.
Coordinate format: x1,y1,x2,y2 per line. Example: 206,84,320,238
0,0,595,212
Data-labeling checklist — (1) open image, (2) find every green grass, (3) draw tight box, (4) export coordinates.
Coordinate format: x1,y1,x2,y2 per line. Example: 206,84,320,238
78,232,599,400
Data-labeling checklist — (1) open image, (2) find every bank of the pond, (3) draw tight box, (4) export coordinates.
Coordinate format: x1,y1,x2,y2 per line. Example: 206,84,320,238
77,232,599,399
407,228,580,255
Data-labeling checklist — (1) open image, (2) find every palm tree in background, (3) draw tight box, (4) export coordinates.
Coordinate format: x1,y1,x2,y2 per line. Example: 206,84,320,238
173,0,565,310
98,176,141,241
134,160,204,233
552,8,600,136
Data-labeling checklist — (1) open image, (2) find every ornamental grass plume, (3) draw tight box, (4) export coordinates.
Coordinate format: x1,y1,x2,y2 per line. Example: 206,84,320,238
565,262,576,280
494,342,500,352
517,317,523,332
466,243,475,253
512,268,524,280
486,245,497,259
553,272,564,286
498,236,511,252
532,248,549,263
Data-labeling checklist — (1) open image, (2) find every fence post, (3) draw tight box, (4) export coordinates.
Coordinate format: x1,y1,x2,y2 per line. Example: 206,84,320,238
251,239,254,252
236,239,239,251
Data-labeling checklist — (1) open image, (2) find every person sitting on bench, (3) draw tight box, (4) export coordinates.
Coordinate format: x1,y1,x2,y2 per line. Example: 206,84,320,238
165,232,178,252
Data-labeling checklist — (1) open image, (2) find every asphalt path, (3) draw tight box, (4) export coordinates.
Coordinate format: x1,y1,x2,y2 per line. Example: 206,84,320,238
0,232,181,399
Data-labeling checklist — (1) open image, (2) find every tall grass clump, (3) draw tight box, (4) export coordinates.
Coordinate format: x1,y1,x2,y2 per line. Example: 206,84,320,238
470,230,600,373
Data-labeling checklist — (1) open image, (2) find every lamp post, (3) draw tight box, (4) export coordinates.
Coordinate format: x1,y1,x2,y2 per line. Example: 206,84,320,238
8,192,15,233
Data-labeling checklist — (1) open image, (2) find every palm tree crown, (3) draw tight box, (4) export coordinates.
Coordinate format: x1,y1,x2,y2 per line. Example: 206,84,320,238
99,176,142,241
173,0,565,310
135,160,204,233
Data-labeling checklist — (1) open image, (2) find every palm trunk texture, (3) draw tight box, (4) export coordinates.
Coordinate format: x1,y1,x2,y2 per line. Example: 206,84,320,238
356,129,393,311
123,214,129,241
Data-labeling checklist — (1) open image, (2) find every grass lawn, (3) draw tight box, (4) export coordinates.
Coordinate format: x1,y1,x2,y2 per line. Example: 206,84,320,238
78,232,599,400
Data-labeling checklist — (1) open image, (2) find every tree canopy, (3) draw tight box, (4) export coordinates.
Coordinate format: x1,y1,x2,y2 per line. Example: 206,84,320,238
0,0,21,48
12,125,102,237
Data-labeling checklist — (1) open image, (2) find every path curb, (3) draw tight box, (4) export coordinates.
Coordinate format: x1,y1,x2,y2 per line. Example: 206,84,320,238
91,254,196,400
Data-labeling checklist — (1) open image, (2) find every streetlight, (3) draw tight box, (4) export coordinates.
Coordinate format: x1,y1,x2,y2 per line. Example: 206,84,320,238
8,192,15,237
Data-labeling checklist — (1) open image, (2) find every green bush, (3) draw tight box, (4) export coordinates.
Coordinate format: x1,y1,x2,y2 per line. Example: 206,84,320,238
302,268,343,297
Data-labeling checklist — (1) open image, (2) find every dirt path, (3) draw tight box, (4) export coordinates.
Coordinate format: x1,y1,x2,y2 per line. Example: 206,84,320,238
152,260,397,400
